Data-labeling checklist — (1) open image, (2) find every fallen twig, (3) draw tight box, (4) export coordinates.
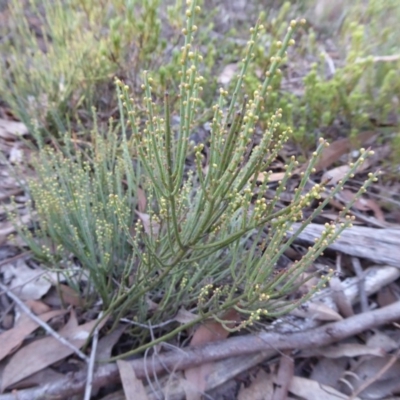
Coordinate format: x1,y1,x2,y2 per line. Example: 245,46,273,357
347,348,400,400
84,311,103,400
356,54,400,63
351,257,368,313
271,351,294,400
289,223,400,266
0,281,88,363
1,301,399,400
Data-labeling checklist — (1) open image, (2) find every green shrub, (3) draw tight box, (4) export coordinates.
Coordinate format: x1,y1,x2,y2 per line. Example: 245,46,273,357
15,0,377,359
0,0,180,135
294,0,400,147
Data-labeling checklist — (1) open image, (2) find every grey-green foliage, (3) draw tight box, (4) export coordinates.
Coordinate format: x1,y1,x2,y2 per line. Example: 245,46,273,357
18,0,377,358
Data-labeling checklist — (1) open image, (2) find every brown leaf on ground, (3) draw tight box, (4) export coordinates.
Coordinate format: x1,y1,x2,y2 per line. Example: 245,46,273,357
329,276,354,317
43,284,83,307
237,369,274,400
218,63,239,85
0,119,29,139
367,331,398,352
255,171,286,183
174,307,198,324
135,211,160,236
377,283,400,308
314,132,375,172
184,309,240,400
96,325,127,363
289,376,360,400
321,165,352,185
272,352,294,400
0,214,32,246
137,188,147,213
117,360,149,400
338,189,386,222
291,301,343,321
2,260,57,301
28,299,51,315
1,311,108,391
343,355,400,399
310,357,348,389
300,343,386,359
0,306,67,362
6,367,65,392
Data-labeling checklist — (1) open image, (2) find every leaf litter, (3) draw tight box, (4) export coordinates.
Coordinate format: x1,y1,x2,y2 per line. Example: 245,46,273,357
1,310,108,391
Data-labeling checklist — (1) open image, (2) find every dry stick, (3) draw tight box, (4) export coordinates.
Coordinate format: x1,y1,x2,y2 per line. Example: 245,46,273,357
347,348,400,400
0,282,89,363
271,351,294,400
84,311,103,400
351,257,368,313
356,54,400,63
331,253,354,317
1,301,400,400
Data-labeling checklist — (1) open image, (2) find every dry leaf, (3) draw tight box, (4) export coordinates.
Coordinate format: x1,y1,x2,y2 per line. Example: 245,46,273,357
58,284,82,307
27,299,51,315
310,358,348,389
218,63,239,85
289,376,360,400
1,311,108,391
329,276,354,317
291,302,343,321
184,309,240,400
9,145,24,164
321,165,351,185
174,308,198,324
6,367,64,391
135,211,160,236
255,171,286,183
145,295,159,311
314,132,375,172
315,137,352,172
43,285,83,307
2,259,58,301
273,352,294,400
137,188,147,213
0,308,67,362
0,119,28,139
338,189,386,222
377,284,399,308
117,360,149,400
344,356,400,399
96,325,127,362
237,369,274,400
366,331,398,352
0,213,32,244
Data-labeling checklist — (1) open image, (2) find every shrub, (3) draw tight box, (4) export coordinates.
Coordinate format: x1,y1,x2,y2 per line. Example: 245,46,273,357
306,0,400,147
16,0,377,358
0,0,177,135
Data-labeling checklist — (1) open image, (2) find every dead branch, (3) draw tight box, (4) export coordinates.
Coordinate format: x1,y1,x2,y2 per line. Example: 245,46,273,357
289,223,400,266
1,301,400,400
271,351,294,400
